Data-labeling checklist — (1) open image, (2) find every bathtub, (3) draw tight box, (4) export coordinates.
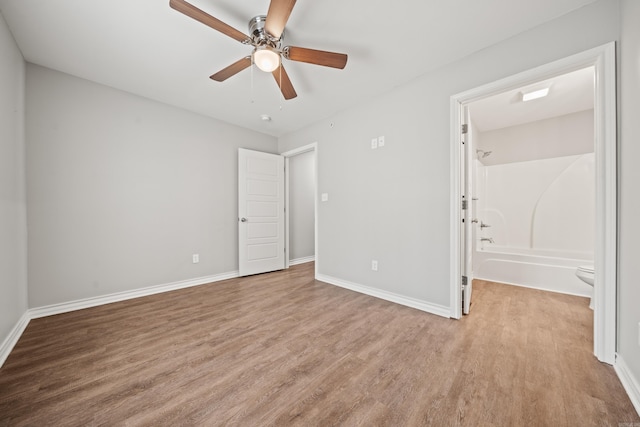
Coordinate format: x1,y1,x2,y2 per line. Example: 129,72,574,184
473,246,593,297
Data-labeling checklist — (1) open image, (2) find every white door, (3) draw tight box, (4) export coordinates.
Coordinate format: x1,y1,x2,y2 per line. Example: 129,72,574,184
462,107,474,314
238,148,285,276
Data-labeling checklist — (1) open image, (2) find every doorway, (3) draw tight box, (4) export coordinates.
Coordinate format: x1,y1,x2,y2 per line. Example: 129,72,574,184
237,144,317,277
468,67,596,300
449,43,617,364
282,143,318,276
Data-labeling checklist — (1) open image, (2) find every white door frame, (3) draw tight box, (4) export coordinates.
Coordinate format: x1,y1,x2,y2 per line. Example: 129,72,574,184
281,142,318,278
462,106,474,315
449,42,617,364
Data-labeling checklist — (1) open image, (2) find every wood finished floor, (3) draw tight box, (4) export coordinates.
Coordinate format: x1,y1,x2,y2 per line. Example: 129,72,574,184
1,262,638,426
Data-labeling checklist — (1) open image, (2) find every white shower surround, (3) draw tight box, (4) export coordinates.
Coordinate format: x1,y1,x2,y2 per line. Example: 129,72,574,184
475,154,595,251
473,153,595,295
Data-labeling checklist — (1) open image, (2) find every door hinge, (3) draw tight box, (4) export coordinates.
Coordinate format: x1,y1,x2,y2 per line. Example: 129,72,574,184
461,199,468,210
462,275,468,289
461,124,468,134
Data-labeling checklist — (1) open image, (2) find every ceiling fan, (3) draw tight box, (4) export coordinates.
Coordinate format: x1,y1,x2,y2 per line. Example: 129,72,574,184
169,0,348,100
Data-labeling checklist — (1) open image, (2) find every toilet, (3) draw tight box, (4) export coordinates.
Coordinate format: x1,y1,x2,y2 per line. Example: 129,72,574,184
575,265,594,309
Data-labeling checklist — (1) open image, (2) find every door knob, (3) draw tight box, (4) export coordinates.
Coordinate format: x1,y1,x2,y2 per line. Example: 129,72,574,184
240,217,248,222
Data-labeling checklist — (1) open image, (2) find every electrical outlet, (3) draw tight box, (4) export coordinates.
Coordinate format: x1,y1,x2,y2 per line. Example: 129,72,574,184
371,260,378,271
371,138,378,149
378,135,385,147
192,254,199,264
321,193,329,202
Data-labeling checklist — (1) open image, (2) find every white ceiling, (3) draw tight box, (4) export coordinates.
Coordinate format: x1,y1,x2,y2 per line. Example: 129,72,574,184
0,0,599,137
469,66,595,132
469,67,595,166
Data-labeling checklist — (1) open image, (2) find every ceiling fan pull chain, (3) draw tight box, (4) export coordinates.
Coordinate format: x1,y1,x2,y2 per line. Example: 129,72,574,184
250,55,255,104
279,65,283,108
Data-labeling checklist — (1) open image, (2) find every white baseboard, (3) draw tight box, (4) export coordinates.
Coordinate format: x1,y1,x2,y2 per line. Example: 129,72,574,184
316,274,450,318
0,311,31,367
29,271,239,319
290,256,315,266
615,353,640,417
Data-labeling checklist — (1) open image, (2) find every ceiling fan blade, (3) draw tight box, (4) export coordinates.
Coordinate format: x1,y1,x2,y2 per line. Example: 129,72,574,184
265,0,296,39
170,0,249,43
210,57,252,82
285,46,348,69
272,65,297,100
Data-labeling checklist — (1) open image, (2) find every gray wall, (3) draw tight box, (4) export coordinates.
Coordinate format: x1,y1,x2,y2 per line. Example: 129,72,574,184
278,0,619,307
0,12,27,347
618,0,640,397
477,110,595,166
288,150,315,261
26,65,277,307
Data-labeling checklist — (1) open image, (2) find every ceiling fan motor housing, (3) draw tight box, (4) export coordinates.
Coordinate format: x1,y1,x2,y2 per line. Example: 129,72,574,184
248,15,282,48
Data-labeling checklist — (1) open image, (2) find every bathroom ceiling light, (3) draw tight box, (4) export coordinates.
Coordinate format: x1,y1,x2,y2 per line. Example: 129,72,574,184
522,87,550,102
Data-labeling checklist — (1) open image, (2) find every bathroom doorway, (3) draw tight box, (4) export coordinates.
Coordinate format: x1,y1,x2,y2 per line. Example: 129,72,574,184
468,67,595,298
449,43,617,364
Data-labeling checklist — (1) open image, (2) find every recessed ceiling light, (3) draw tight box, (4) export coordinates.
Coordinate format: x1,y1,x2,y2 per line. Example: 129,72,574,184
522,87,550,102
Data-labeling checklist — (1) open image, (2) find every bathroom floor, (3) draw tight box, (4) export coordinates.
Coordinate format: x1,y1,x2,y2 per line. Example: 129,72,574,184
465,278,635,424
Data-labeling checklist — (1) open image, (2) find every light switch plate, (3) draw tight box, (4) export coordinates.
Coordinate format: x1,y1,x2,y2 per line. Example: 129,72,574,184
378,135,385,147
371,138,378,149
321,193,329,202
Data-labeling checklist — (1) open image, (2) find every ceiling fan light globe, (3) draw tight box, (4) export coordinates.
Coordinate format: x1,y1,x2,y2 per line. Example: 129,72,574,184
254,48,280,72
